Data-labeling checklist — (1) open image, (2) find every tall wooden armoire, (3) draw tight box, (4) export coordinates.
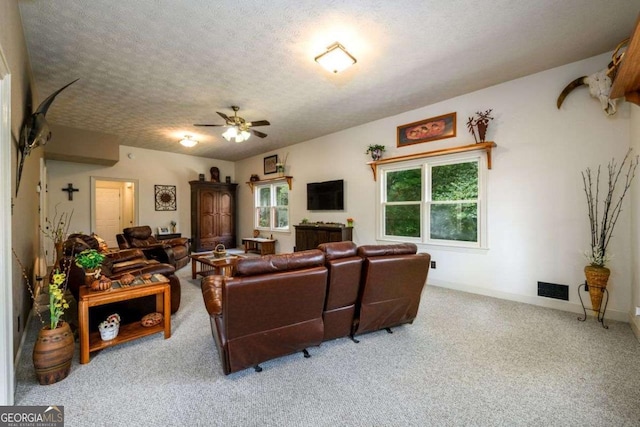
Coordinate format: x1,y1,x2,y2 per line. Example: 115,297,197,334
189,181,237,252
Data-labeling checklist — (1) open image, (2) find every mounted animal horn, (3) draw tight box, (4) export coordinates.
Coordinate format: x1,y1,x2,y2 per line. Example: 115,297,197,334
556,38,628,117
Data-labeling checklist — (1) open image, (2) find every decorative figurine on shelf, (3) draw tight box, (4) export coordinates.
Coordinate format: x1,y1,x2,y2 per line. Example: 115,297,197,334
466,109,494,143
210,166,220,182
250,174,260,182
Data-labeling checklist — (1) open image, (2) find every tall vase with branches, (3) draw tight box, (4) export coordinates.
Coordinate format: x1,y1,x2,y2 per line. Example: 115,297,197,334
581,148,638,313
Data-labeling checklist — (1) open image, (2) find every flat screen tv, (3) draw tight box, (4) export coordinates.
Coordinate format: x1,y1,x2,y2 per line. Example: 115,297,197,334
307,179,344,210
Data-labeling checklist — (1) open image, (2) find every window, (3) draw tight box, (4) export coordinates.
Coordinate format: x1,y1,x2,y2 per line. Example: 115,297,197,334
380,154,485,248
255,182,289,231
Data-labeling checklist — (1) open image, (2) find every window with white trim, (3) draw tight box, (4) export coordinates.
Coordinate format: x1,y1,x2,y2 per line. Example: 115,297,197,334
255,181,289,231
379,153,486,248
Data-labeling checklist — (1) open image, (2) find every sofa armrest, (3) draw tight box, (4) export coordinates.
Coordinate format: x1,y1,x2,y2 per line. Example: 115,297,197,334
201,275,224,316
165,237,189,247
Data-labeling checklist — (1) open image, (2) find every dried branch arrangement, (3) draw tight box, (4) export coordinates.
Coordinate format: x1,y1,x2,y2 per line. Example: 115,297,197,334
582,148,639,266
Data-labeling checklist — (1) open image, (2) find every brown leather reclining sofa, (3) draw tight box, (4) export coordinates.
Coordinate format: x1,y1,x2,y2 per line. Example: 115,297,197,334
201,242,430,375
116,225,190,271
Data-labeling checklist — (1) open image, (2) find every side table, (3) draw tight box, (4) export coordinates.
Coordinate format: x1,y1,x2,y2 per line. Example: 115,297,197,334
242,238,276,255
78,275,171,364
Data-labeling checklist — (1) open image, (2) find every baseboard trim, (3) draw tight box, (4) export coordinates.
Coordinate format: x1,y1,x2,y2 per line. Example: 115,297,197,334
630,314,640,342
429,280,629,323
14,309,35,373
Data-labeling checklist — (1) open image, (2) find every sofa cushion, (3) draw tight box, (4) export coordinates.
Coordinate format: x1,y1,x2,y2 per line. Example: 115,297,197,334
318,241,357,260
235,249,325,276
357,243,417,258
124,225,153,240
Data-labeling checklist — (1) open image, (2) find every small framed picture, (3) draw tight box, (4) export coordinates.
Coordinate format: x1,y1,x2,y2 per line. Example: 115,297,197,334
264,155,278,175
158,227,170,235
397,112,456,147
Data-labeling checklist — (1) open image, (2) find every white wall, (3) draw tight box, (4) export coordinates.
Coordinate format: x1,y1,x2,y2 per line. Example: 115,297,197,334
46,145,234,239
237,52,633,321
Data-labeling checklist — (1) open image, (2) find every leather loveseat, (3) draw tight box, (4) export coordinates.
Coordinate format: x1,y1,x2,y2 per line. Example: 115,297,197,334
201,250,328,375
116,225,189,270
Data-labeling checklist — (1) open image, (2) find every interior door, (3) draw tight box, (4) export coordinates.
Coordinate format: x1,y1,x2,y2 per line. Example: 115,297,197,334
95,187,121,248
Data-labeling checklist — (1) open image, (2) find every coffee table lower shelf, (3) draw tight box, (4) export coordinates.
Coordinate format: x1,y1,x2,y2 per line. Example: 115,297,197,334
88,322,165,353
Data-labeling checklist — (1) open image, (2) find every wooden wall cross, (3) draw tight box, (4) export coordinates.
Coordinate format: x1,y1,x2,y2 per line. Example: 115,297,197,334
62,183,79,200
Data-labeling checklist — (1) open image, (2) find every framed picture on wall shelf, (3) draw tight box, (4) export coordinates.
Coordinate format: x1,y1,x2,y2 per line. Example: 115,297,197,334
158,227,170,235
397,112,456,147
264,155,278,174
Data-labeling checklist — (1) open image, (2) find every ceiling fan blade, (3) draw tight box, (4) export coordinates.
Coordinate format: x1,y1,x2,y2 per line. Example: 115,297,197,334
193,123,224,127
216,111,231,122
253,129,268,138
249,120,270,127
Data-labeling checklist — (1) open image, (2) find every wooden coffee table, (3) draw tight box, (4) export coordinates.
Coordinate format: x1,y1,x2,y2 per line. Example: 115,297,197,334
190,253,242,279
78,274,171,364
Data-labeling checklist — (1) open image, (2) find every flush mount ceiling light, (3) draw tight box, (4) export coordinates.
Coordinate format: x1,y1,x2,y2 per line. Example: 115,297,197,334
314,42,357,73
179,135,198,147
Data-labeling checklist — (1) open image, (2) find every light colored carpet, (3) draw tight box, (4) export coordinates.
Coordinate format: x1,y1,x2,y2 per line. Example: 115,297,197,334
14,266,640,426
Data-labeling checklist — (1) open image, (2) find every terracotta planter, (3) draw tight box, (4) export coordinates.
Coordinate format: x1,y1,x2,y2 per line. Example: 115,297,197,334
32,321,74,385
584,265,610,314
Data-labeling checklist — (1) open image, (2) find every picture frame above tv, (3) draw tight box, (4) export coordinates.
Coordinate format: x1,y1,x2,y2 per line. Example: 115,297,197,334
307,179,344,211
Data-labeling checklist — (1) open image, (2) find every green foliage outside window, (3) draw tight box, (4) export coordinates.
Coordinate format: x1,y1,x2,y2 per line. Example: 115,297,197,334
383,160,479,243
431,162,478,242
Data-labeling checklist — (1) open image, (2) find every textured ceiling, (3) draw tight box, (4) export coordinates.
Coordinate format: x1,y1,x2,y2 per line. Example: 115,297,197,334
17,0,639,161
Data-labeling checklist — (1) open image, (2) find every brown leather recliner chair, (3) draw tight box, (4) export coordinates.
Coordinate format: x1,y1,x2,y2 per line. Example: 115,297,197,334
353,243,430,338
201,250,328,374
317,241,363,341
62,234,181,330
117,225,189,270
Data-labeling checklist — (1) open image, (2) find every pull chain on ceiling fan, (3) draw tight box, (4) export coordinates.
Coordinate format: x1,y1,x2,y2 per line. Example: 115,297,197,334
194,106,270,143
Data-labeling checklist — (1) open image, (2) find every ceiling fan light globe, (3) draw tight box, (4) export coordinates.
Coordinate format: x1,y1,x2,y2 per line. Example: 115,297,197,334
241,130,251,140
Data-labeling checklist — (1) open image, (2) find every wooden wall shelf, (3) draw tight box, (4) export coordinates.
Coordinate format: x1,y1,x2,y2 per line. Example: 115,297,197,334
246,176,293,193
366,142,497,180
610,13,640,106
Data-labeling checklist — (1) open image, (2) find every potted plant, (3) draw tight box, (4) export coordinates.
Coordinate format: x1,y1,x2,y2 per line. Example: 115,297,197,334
365,144,385,161
75,249,106,285
581,149,638,313
32,269,74,385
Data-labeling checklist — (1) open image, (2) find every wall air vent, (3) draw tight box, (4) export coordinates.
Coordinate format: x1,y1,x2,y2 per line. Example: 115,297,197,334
537,281,569,301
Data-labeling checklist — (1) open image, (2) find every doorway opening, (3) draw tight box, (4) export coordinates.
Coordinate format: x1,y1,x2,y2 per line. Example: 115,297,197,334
90,177,138,249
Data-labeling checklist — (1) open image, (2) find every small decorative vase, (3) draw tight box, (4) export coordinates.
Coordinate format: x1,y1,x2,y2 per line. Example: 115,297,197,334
84,268,101,286
584,265,610,314
371,149,383,161
276,163,285,177
32,321,74,385
347,221,354,227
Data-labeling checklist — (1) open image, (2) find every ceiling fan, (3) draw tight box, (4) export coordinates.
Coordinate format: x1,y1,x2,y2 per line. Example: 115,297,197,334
194,106,270,142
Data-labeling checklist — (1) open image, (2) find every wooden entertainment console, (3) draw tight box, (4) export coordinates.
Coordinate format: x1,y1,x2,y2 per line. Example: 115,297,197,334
294,224,353,252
